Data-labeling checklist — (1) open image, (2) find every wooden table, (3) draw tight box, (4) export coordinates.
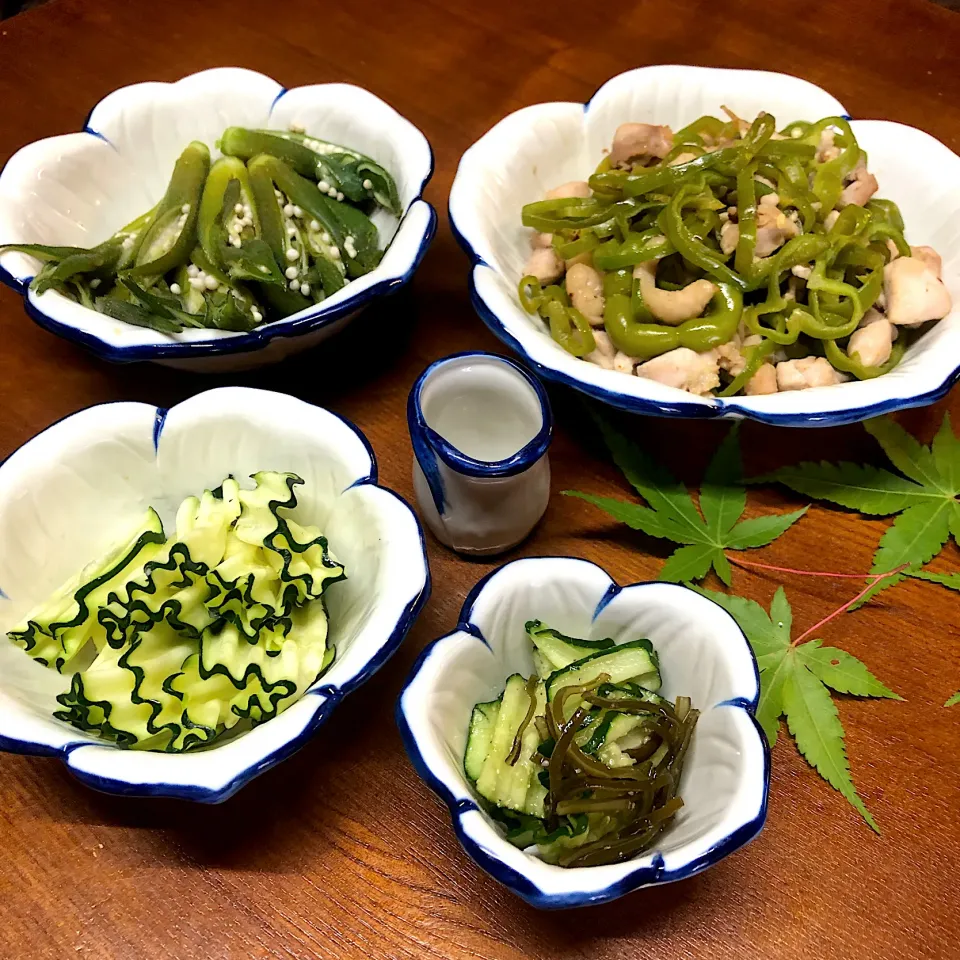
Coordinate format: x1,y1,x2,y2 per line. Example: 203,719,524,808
1,0,959,956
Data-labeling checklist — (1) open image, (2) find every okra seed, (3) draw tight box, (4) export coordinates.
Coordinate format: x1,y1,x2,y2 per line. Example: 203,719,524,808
309,220,321,232
321,232,331,244
285,247,298,261
283,204,295,218
252,308,263,322
187,264,199,278
362,179,373,190
234,203,244,215
336,192,344,202
189,277,205,291
318,180,330,192
286,226,297,237
289,279,300,291
274,189,283,199
230,236,242,248
285,266,299,280
292,205,303,218
300,282,310,296
330,246,341,259
204,275,219,291
90,278,101,289
169,282,181,295
181,203,190,214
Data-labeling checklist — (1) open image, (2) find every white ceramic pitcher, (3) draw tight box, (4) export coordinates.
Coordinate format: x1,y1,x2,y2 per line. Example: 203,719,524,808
407,352,553,556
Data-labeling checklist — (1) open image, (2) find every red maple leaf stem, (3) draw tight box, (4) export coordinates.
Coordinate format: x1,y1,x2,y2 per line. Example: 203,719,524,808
790,563,910,647
725,555,874,580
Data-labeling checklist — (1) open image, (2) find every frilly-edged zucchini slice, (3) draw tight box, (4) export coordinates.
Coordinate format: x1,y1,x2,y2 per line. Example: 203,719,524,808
8,509,165,671
15,471,345,752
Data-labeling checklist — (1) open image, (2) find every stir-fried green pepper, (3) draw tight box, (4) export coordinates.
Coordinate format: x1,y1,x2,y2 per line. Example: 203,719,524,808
516,109,932,394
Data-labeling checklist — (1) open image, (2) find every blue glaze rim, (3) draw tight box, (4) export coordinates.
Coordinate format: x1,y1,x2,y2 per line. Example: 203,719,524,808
0,70,437,364
406,351,553,513
0,391,431,803
447,68,960,428
396,556,770,909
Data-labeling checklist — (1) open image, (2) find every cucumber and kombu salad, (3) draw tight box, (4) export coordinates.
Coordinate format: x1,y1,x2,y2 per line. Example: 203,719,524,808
0,126,402,334
6,472,344,752
464,619,698,867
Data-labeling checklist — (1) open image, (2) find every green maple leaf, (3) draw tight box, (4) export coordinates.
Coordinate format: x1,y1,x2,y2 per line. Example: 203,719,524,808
694,586,901,831
756,413,960,604
565,415,807,586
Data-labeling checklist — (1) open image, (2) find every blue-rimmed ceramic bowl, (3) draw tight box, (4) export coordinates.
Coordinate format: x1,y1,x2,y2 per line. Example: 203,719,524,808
408,351,553,556
397,556,768,909
0,68,436,372
0,387,430,801
448,64,960,426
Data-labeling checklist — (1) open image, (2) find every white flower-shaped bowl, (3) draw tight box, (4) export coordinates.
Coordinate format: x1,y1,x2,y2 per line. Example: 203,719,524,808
0,387,430,801
449,64,960,426
397,557,768,909
0,68,436,373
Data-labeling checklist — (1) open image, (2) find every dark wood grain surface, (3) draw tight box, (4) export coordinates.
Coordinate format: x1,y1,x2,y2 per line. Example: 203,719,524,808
1,0,959,956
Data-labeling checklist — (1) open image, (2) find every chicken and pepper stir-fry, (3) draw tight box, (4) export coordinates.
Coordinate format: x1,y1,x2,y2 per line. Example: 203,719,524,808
518,110,953,397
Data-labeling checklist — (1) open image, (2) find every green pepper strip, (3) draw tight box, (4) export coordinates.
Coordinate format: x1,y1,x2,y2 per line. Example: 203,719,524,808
825,337,907,380
519,275,543,314
718,340,775,397
604,265,742,359
553,232,599,260
544,300,595,356
865,198,905,233
863,222,911,258
660,187,746,290
522,197,652,234
809,117,861,213
734,163,758,276
128,142,210,278
592,232,674,272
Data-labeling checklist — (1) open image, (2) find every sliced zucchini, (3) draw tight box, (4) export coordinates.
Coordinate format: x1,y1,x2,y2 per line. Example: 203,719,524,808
525,619,615,671
16,472,344,752
8,509,165,671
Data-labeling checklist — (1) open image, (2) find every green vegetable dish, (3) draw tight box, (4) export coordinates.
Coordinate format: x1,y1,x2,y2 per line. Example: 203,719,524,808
519,109,953,397
0,127,401,333
6,472,344,752
464,620,698,867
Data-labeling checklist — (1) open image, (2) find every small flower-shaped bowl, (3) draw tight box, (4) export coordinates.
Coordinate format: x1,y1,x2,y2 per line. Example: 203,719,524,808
449,64,960,426
0,67,436,372
397,556,768,909
0,387,430,801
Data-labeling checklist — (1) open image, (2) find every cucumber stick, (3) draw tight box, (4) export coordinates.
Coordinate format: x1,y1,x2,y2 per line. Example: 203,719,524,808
9,471,345,752
464,699,500,781
546,638,661,703
525,619,615,671
474,675,547,817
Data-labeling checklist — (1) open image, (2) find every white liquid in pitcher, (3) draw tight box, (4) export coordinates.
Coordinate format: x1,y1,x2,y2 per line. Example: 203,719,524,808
422,362,542,463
